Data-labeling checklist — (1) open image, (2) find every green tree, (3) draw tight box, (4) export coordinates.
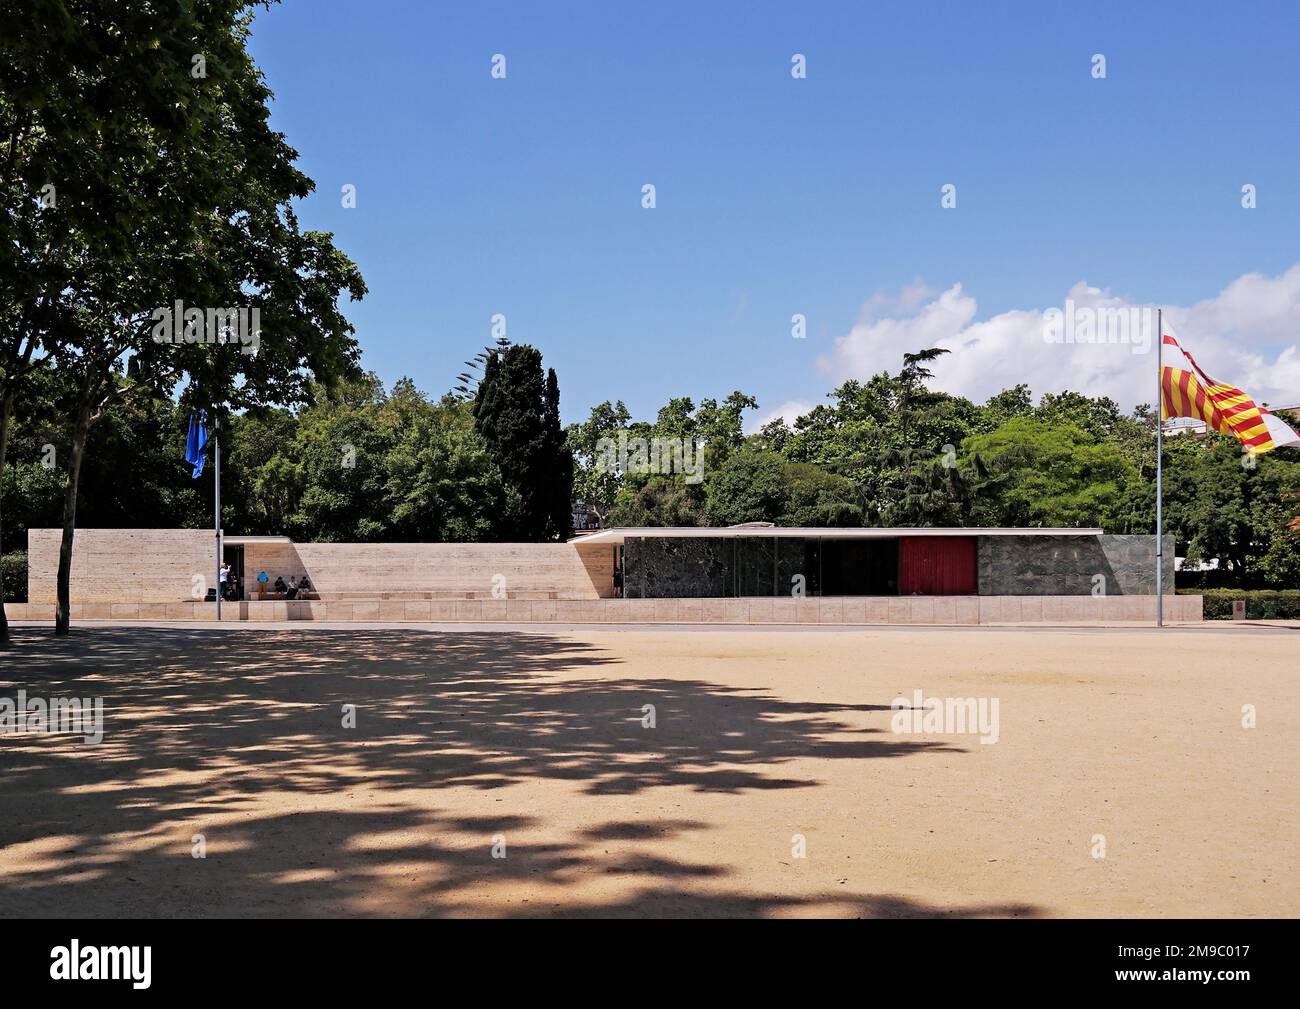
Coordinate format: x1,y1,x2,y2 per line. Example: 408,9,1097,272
608,476,705,527
978,385,1034,432
11,2,366,633
1159,432,1300,586
1035,390,1125,439
566,400,632,525
693,391,758,469
1,1,263,639
779,462,864,527
871,349,984,525
472,345,573,540
223,406,301,536
703,448,787,526
960,417,1137,528
224,375,508,545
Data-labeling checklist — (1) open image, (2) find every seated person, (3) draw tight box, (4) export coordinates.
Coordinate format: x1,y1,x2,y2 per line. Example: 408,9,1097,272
273,576,287,594
298,575,312,594
285,576,299,600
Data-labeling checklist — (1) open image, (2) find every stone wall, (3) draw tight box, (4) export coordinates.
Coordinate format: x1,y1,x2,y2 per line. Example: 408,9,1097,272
976,534,1175,596
5,594,1204,624
27,528,215,604
241,542,604,600
624,537,732,598
573,540,616,598
28,530,607,603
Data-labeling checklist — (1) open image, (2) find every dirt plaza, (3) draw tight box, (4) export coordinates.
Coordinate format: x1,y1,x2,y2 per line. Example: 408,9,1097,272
1,623,1295,918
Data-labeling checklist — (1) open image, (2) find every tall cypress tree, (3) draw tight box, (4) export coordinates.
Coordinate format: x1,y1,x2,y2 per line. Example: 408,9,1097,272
543,367,574,540
473,345,572,541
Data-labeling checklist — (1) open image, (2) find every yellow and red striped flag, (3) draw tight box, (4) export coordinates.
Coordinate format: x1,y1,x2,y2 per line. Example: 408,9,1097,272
1160,327,1300,455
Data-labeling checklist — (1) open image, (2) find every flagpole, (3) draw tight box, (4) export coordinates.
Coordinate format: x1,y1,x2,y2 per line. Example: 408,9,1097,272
1159,306,1170,626
215,420,222,622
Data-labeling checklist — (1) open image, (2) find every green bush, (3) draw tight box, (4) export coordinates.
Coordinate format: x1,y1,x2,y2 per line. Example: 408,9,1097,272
1,551,27,603
1180,588,1300,620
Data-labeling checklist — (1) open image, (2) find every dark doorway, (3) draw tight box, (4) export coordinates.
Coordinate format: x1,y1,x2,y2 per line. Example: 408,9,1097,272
821,538,900,595
222,544,245,601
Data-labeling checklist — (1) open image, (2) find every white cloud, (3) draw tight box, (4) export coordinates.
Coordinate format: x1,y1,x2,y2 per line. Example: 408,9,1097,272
812,264,1300,415
857,278,936,321
748,398,819,433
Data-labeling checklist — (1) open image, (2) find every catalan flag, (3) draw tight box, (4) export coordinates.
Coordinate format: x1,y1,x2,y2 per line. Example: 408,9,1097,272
1160,329,1300,455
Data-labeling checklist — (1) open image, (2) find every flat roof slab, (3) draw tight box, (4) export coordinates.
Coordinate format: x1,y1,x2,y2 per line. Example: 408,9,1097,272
571,526,1106,545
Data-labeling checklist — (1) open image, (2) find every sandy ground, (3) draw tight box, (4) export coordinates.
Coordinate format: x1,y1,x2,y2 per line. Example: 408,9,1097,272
0,622,1296,918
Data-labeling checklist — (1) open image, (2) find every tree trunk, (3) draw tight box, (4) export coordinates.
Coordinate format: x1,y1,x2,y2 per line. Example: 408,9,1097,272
0,389,12,646
54,405,92,636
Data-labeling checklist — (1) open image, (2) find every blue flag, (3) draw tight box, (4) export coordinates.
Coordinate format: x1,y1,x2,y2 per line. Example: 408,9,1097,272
184,411,208,478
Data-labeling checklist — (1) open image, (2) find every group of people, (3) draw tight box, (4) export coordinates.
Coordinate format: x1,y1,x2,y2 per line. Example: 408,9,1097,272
262,570,312,599
218,563,313,600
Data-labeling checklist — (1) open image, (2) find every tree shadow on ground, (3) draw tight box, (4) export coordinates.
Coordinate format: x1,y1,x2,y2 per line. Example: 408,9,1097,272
0,627,1034,918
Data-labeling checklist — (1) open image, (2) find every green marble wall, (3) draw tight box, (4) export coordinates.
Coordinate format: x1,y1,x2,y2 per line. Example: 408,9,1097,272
976,534,1174,595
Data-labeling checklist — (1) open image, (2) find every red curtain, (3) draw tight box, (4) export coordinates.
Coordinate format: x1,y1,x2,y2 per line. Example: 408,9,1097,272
898,537,977,595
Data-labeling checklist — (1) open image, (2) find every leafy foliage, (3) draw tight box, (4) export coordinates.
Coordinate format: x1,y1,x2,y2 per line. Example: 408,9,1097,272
472,345,573,541
570,357,1300,587
0,552,26,603
1189,589,1300,620
960,418,1137,528
1,0,366,633
224,375,507,544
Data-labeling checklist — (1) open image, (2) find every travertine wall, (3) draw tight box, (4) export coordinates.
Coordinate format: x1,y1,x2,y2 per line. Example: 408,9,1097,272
572,541,616,598
244,541,607,600
5,594,1204,624
27,530,607,603
27,528,216,604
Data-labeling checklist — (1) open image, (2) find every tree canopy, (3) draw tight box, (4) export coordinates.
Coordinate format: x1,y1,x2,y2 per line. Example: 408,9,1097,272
1,0,365,635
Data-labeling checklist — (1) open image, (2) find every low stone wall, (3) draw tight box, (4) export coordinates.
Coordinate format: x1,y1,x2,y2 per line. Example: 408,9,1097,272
6,594,1203,624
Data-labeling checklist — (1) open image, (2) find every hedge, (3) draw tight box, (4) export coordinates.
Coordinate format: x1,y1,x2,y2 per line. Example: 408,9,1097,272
1179,588,1300,620
1,551,27,603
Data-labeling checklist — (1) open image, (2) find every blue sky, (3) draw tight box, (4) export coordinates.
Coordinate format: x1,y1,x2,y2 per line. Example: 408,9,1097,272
247,0,1300,424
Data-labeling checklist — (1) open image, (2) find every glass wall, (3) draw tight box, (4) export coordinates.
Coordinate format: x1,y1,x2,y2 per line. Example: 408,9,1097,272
624,536,901,598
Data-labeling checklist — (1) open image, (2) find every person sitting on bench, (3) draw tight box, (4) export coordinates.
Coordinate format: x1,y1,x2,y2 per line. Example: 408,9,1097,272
285,576,299,600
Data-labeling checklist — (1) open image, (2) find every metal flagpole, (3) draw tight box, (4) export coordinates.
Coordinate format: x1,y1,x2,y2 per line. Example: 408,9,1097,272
1159,306,1170,626
215,419,222,621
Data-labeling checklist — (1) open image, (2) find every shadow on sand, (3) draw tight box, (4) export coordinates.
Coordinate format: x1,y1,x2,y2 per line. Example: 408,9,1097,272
0,627,1038,918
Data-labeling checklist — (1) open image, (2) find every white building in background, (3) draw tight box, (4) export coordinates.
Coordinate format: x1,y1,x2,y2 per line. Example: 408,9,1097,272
1164,404,1300,439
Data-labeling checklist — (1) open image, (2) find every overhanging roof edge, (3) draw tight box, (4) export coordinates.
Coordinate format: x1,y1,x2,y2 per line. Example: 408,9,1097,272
570,527,1107,545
